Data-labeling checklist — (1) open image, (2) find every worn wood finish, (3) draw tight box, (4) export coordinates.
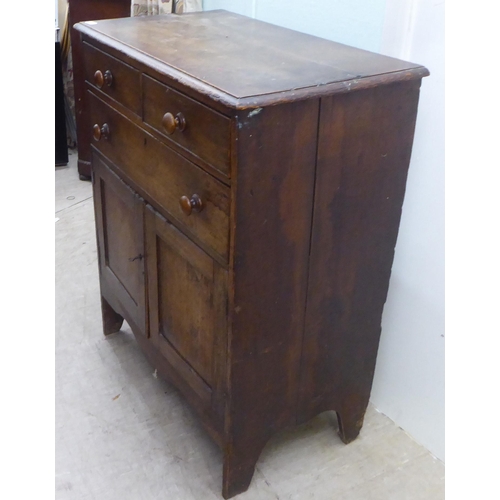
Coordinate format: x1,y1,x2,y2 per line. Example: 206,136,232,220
75,11,428,499
297,81,423,442
145,205,228,432
223,99,320,498
68,0,131,179
100,295,124,335
92,152,147,336
89,91,230,264
83,42,142,116
143,75,231,176
128,297,226,449
81,74,231,184
146,206,224,388
75,11,428,110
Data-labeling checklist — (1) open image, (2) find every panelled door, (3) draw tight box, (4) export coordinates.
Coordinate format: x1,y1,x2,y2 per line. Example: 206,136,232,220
92,151,147,335
145,204,227,423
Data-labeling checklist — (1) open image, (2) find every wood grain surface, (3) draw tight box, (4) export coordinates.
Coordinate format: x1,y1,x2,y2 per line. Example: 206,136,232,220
143,74,231,176
68,0,131,178
75,10,429,109
224,99,320,497
88,92,231,264
92,152,147,337
77,11,429,498
298,80,423,442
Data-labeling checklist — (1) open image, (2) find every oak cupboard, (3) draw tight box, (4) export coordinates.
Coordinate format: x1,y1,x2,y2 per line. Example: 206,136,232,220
75,10,429,498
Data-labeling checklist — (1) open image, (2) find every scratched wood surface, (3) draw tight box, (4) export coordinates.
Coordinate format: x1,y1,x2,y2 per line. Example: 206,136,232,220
68,0,131,178
75,10,428,109
55,153,445,499
74,11,430,498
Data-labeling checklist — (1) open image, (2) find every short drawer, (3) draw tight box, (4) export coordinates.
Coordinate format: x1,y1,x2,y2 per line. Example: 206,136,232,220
83,42,141,116
142,75,231,177
89,91,230,262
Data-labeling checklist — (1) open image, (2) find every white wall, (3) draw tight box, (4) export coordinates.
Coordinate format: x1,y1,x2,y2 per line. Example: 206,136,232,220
203,0,445,462
204,0,386,51
371,0,445,462
204,0,255,18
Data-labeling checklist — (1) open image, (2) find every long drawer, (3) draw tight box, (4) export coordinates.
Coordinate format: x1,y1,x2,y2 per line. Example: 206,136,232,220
88,91,230,263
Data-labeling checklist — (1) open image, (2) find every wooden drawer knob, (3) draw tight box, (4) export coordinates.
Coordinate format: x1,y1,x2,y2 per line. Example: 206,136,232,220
162,112,186,135
94,69,113,89
93,123,110,141
180,194,203,216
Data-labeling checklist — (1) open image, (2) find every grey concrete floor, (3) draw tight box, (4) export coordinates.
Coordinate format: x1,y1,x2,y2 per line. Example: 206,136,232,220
55,150,445,499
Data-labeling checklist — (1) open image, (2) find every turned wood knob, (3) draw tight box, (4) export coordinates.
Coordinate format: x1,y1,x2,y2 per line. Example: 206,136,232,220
162,112,186,135
93,123,110,141
94,69,113,89
179,194,203,216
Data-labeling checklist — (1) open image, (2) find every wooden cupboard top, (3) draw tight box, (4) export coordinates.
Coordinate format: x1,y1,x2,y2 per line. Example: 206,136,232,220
75,10,429,109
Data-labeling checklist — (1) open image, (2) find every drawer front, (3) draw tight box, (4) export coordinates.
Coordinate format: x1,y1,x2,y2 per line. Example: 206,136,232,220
143,75,231,176
83,42,141,116
89,91,230,262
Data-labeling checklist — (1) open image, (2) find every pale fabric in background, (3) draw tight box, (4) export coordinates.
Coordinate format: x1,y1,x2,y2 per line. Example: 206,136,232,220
131,0,202,16
132,0,173,16
175,0,202,13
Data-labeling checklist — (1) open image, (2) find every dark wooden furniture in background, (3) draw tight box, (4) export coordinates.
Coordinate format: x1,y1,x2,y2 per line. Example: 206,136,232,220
75,11,429,498
55,40,68,166
69,0,131,179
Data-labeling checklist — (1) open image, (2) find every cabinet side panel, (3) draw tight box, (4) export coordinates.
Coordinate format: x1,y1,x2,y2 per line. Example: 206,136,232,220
226,99,319,463
298,81,422,424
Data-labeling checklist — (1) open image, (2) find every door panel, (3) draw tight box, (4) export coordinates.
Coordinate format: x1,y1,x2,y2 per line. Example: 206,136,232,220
145,204,227,409
103,179,143,303
157,237,215,384
92,151,147,335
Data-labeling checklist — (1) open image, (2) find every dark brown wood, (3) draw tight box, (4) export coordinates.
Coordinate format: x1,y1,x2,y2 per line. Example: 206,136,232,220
68,0,131,178
297,81,423,437
223,99,320,498
78,68,232,184
100,295,124,335
92,152,147,336
75,11,428,499
143,74,231,176
88,91,230,264
161,112,185,134
146,206,220,386
104,69,113,87
56,41,68,166
126,305,225,448
179,194,203,216
93,69,104,88
92,122,109,141
93,68,113,88
75,11,428,110
83,42,141,115
145,205,228,433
